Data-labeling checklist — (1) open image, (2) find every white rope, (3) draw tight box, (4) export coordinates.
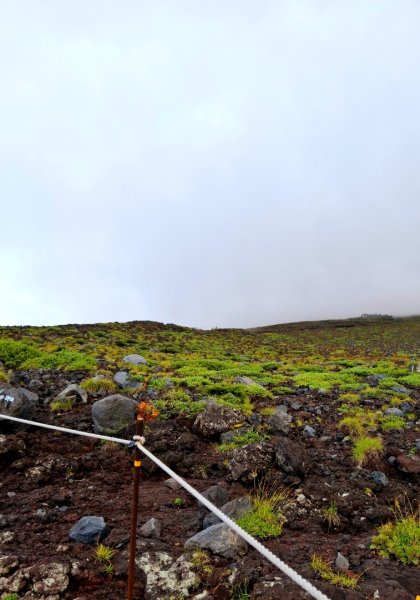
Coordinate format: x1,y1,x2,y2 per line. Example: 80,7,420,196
0,414,132,445
0,413,330,600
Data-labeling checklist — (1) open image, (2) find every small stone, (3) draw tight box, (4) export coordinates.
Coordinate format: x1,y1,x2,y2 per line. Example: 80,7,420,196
370,471,388,486
139,518,161,539
198,485,229,511
164,478,182,491
303,425,316,438
291,402,302,411
234,376,263,387
36,509,48,521
416,440,420,452
69,516,106,544
55,383,88,405
122,354,147,365
335,552,349,572
113,371,142,389
400,402,413,413
203,496,252,529
7,492,16,498
384,407,404,417
390,385,409,394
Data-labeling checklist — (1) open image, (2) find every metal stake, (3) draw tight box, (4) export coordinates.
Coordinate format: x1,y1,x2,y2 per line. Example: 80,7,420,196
127,414,144,600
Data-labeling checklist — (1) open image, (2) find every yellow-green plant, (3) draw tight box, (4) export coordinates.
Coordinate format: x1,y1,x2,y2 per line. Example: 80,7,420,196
94,543,115,563
191,548,212,576
310,554,360,589
352,436,383,466
50,398,74,412
81,377,117,394
370,498,419,565
236,485,289,539
322,501,341,529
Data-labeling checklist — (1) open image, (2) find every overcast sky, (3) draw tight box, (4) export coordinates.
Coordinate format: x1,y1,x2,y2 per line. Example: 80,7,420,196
1,1,420,329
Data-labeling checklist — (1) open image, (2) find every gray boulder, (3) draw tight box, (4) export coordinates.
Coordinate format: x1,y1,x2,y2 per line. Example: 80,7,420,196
275,437,313,476
229,441,274,482
267,406,292,434
55,383,88,405
92,394,137,434
69,516,106,544
185,523,247,559
114,371,142,389
203,496,252,528
122,354,147,365
0,384,38,432
193,403,243,437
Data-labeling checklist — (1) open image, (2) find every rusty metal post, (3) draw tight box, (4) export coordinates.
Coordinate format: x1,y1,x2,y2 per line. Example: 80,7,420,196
127,414,144,600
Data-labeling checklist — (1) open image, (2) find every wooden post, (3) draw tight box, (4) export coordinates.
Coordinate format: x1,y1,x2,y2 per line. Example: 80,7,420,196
127,414,144,600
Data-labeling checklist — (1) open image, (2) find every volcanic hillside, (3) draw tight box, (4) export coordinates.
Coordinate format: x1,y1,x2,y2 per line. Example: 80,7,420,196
0,316,419,599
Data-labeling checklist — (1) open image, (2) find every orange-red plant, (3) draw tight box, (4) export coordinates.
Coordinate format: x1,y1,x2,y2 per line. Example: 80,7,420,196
136,401,159,422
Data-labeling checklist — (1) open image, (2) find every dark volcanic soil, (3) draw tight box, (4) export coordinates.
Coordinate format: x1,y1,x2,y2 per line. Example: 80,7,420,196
1,369,419,600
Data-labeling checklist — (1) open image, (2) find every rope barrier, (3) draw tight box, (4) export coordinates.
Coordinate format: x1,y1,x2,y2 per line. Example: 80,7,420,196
0,413,331,600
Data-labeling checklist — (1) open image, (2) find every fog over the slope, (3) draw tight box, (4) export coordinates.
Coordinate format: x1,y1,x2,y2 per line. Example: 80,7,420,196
1,1,419,328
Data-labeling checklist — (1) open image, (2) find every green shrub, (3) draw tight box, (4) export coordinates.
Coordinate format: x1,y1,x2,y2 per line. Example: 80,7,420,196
399,373,420,388
370,499,419,565
0,370,8,382
22,349,96,371
0,338,41,369
380,415,406,431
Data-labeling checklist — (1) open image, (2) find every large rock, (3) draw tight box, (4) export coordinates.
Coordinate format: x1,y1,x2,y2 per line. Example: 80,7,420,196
55,383,88,405
185,523,247,559
228,441,274,482
136,552,199,600
114,371,142,389
203,496,252,528
275,437,313,476
92,394,137,434
193,403,243,437
267,406,292,435
0,384,38,433
69,516,106,544
123,354,147,365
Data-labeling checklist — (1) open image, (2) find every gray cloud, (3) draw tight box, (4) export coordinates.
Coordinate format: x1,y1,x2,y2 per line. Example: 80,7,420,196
1,1,420,328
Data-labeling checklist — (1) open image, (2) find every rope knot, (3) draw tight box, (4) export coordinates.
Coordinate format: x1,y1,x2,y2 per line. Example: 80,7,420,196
133,435,145,446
